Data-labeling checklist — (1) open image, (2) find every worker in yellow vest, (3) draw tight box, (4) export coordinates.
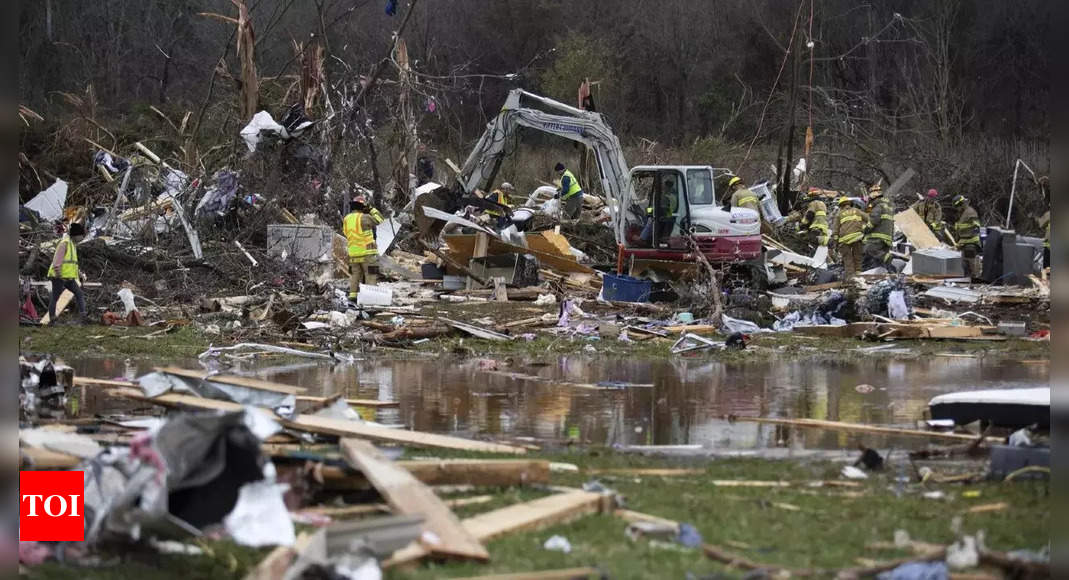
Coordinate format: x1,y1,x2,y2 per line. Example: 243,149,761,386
47,222,88,324
486,182,515,228
554,162,584,220
342,194,382,299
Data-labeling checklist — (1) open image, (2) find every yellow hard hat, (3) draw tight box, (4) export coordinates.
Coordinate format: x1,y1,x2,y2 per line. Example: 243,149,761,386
837,196,851,205
728,176,742,187
807,188,822,197
869,183,883,193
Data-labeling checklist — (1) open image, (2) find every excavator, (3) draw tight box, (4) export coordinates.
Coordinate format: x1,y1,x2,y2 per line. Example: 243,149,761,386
414,89,762,274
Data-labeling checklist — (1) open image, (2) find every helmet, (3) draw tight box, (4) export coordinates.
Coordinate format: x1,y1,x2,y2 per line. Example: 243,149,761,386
353,193,368,205
837,196,852,206
807,187,822,197
868,184,883,198
953,194,967,206
727,176,742,188
554,162,565,172
500,182,515,192
927,188,938,199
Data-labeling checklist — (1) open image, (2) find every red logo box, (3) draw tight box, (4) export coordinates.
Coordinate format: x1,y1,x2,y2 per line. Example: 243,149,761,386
20,471,85,541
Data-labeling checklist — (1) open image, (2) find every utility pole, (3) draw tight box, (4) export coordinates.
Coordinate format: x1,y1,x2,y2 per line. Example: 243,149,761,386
780,14,801,202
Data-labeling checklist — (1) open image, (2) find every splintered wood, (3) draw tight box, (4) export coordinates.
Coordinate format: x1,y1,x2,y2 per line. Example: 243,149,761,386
341,438,489,562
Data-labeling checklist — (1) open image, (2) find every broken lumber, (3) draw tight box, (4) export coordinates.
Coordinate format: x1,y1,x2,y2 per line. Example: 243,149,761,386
155,367,307,395
340,438,489,562
319,459,550,489
386,489,607,568
307,495,493,518
422,239,489,286
894,208,941,250
294,395,399,408
111,387,526,454
449,569,602,580
732,416,999,442
40,289,74,325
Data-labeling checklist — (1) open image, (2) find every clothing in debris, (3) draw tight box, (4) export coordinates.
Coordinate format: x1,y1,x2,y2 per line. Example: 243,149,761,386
343,207,380,297
953,197,981,278
558,167,584,219
911,198,944,234
832,204,867,278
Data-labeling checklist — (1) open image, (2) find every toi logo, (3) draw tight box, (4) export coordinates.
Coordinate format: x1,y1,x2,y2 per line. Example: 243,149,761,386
20,471,85,541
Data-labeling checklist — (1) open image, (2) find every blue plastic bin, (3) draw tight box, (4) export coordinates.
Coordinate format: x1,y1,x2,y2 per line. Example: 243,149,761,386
602,274,651,302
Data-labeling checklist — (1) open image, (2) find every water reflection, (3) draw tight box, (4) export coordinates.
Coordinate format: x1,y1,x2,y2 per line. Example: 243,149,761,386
65,354,1047,450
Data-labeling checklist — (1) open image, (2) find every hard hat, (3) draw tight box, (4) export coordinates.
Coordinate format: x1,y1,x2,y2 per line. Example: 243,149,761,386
353,193,368,205
837,196,851,206
554,162,565,172
807,187,822,197
728,176,742,187
927,188,938,199
869,183,883,193
500,182,514,192
953,194,967,206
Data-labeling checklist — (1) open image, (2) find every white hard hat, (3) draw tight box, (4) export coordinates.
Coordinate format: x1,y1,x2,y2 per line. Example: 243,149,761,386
500,182,515,191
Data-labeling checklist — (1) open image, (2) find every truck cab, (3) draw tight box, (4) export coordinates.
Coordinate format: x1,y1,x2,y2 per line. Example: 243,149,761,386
620,165,762,266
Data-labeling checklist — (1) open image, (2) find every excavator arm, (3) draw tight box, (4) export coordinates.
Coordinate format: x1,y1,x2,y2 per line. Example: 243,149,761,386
456,89,635,242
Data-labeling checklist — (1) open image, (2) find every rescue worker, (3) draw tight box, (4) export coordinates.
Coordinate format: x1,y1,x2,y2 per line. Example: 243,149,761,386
952,194,982,279
863,183,895,271
830,196,867,279
640,178,679,245
727,176,760,213
47,222,88,324
911,188,944,239
342,194,381,299
554,162,584,220
486,182,515,229
791,188,830,248
416,143,435,186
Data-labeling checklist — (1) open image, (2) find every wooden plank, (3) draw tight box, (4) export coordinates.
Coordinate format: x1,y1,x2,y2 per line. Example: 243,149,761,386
444,234,595,276
894,208,941,250
586,468,703,477
243,531,315,580
40,289,74,325
386,490,605,568
733,416,999,442
340,438,489,562
526,232,575,259
467,233,490,290
20,446,81,469
112,387,526,454
449,568,602,580
286,414,525,454
155,367,307,395
319,459,551,489
295,395,399,408
307,495,494,518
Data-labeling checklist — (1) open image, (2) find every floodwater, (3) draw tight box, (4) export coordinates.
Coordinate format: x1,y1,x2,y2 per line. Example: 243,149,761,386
68,354,1049,451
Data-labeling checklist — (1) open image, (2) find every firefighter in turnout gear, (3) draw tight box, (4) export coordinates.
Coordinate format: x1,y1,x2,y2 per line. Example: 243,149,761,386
831,196,867,279
952,194,982,279
863,183,895,271
789,188,830,249
342,193,382,299
727,176,760,213
911,188,945,240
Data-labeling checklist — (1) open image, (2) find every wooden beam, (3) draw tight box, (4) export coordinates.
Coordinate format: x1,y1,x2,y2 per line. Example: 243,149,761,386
340,438,489,562
40,289,74,325
732,416,998,442
295,395,399,408
449,568,602,580
386,490,606,568
318,459,550,489
306,495,494,518
110,388,526,454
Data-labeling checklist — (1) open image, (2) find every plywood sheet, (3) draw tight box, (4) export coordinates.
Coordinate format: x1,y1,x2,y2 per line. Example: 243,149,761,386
894,208,941,250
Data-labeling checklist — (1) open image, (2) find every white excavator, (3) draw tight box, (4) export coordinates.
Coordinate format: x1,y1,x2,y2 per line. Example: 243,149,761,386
415,89,762,273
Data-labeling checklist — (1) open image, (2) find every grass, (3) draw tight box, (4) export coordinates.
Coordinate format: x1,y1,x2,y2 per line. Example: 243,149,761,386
19,324,212,360
24,451,1050,580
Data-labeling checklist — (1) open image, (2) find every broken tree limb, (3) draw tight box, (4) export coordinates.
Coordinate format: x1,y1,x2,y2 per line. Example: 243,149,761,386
340,438,489,562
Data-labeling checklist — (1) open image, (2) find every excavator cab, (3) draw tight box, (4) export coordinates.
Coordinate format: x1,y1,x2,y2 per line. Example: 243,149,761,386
626,168,690,249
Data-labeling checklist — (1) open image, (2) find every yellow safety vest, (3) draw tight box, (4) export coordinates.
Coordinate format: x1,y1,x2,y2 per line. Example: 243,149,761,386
343,212,377,259
47,235,79,279
560,170,582,199
486,189,512,216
